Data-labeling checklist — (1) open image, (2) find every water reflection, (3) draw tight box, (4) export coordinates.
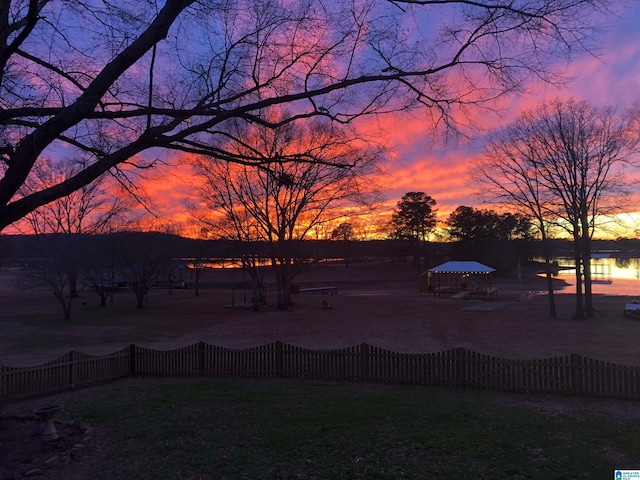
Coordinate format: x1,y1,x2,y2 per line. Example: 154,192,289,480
547,256,640,296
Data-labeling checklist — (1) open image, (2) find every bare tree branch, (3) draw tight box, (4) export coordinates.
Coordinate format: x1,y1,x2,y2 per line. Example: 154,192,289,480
0,0,620,230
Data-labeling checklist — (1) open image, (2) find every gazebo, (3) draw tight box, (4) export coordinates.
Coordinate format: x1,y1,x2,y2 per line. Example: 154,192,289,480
419,261,497,299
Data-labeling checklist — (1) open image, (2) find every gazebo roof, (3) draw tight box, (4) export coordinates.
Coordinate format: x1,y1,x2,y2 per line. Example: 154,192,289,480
422,261,495,275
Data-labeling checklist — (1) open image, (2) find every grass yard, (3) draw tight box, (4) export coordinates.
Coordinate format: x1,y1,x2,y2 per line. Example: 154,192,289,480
3,263,640,478
4,378,640,479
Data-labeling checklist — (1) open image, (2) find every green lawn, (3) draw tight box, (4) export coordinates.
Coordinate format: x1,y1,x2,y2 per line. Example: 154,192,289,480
61,378,639,479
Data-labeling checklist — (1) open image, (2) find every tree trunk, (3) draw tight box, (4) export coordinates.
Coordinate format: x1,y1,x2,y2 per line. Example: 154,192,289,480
541,233,557,318
281,274,292,309
414,237,421,275
424,239,431,271
274,261,293,309
62,302,71,320
55,293,73,319
251,274,261,311
572,231,584,320
343,241,349,268
581,217,594,317
193,265,201,297
53,288,73,319
135,289,145,308
69,275,79,298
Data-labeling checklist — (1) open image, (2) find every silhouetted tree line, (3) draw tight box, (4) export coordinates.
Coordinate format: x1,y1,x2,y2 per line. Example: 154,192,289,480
4,232,640,274
4,231,640,319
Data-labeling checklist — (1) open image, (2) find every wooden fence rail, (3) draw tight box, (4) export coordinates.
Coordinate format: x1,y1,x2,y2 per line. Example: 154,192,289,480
3,342,640,401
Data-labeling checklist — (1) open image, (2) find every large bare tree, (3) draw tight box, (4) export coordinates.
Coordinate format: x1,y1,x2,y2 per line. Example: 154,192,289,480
478,123,561,317
17,158,134,299
193,118,380,308
29,234,86,319
0,0,619,231
114,232,176,309
478,98,638,319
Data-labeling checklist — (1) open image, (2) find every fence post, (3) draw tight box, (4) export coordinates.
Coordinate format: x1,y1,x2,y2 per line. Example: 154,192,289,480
359,344,370,383
0,365,5,401
129,344,136,377
68,350,75,389
571,354,583,395
455,348,467,388
198,342,205,376
275,341,284,378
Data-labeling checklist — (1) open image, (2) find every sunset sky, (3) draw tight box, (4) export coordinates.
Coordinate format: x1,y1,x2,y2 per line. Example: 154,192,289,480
134,2,640,237
388,4,640,213
5,2,638,237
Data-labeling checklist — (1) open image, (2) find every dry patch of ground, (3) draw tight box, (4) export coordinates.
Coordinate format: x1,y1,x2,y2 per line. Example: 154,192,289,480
1,263,640,366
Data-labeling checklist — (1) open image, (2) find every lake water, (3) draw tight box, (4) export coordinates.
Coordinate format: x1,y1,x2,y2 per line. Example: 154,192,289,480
549,257,640,296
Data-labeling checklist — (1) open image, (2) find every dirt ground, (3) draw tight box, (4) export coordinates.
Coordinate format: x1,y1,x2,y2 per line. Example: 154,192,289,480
3,262,640,479
2,262,640,367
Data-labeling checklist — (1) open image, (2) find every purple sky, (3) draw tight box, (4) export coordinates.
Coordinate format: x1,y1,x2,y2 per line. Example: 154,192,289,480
372,3,640,222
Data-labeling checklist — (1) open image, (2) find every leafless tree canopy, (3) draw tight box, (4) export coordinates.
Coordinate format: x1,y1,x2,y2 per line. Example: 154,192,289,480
0,0,617,230
193,116,379,307
477,98,639,318
481,99,637,234
193,119,380,241
194,118,380,241
19,158,132,234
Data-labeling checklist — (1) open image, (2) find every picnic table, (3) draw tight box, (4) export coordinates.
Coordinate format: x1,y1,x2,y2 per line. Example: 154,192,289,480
449,288,498,300
450,290,471,299
298,286,338,295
